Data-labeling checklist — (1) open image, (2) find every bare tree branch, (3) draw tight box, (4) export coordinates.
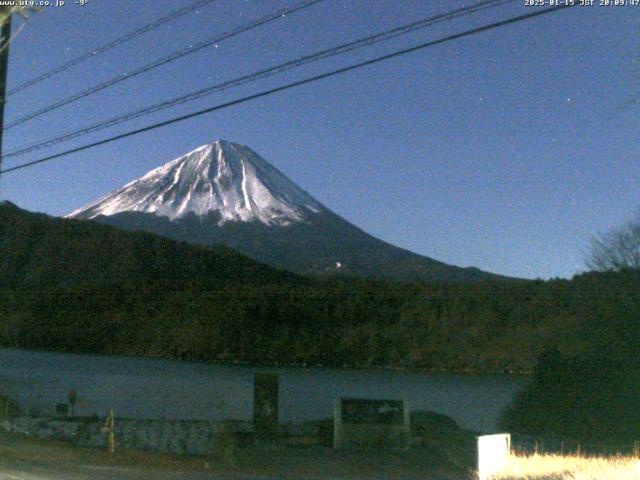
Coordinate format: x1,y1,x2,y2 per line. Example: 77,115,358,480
587,211,640,271
0,6,39,54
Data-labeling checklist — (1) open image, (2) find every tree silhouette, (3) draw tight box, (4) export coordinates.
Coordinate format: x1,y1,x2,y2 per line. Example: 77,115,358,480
587,211,640,271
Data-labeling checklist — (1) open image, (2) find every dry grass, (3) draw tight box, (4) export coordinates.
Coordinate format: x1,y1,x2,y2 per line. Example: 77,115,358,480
492,452,640,480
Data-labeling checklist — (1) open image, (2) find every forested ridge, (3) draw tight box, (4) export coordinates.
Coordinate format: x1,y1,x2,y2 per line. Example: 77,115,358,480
1,202,637,375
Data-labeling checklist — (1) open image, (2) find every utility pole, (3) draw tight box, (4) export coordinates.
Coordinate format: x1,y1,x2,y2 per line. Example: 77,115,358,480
0,9,12,178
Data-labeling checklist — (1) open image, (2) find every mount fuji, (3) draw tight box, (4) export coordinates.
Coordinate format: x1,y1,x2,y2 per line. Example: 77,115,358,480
69,140,501,282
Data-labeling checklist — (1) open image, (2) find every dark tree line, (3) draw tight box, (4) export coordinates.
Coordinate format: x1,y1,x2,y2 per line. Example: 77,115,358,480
499,269,640,444
2,202,640,442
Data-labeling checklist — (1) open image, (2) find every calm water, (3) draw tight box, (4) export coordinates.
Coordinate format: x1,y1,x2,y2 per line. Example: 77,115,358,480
0,348,530,433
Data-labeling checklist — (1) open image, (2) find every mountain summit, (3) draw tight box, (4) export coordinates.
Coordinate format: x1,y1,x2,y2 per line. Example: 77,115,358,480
69,140,322,225
69,140,504,282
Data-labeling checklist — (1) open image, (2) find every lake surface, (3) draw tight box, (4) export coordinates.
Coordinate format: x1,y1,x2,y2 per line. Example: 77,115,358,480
0,348,530,433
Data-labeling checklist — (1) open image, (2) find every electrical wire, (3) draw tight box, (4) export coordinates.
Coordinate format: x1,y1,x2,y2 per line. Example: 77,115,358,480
0,4,577,176
4,0,325,130
3,0,516,160
7,0,220,97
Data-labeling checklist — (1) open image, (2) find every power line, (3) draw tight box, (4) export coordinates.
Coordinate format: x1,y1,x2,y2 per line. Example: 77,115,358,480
6,0,220,97
0,12,11,180
3,0,516,160
4,0,324,130
0,4,576,176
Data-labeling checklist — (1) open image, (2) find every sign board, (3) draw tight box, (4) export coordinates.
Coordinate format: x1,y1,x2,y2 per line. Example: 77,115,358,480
341,398,404,425
477,433,511,480
253,373,279,435
334,398,410,450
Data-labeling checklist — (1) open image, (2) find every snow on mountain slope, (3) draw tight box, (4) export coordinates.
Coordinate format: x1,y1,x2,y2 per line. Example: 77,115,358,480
67,140,508,282
68,140,323,226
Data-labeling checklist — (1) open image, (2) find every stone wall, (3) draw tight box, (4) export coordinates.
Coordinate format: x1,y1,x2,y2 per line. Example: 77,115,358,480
0,411,474,457
0,416,254,455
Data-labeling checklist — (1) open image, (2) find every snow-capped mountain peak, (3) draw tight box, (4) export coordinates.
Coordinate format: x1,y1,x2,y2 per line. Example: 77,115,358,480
68,140,323,226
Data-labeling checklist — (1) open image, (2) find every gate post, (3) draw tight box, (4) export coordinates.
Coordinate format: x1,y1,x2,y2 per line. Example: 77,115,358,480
253,373,279,438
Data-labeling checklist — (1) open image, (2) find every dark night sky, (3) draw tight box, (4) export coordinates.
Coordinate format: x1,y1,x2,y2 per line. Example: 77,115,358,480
2,0,638,279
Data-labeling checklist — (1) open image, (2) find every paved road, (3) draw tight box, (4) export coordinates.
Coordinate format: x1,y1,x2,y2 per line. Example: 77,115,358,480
1,460,281,480
0,463,273,480
0,459,457,480
0,461,425,480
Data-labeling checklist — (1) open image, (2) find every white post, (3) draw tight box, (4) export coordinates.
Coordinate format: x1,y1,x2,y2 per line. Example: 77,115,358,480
333,399,342,450
101,409,115,454
402,400,410,449
477,433,511,480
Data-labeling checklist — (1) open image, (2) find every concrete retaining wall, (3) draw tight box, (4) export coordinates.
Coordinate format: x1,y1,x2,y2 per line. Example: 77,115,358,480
0,416,253,455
